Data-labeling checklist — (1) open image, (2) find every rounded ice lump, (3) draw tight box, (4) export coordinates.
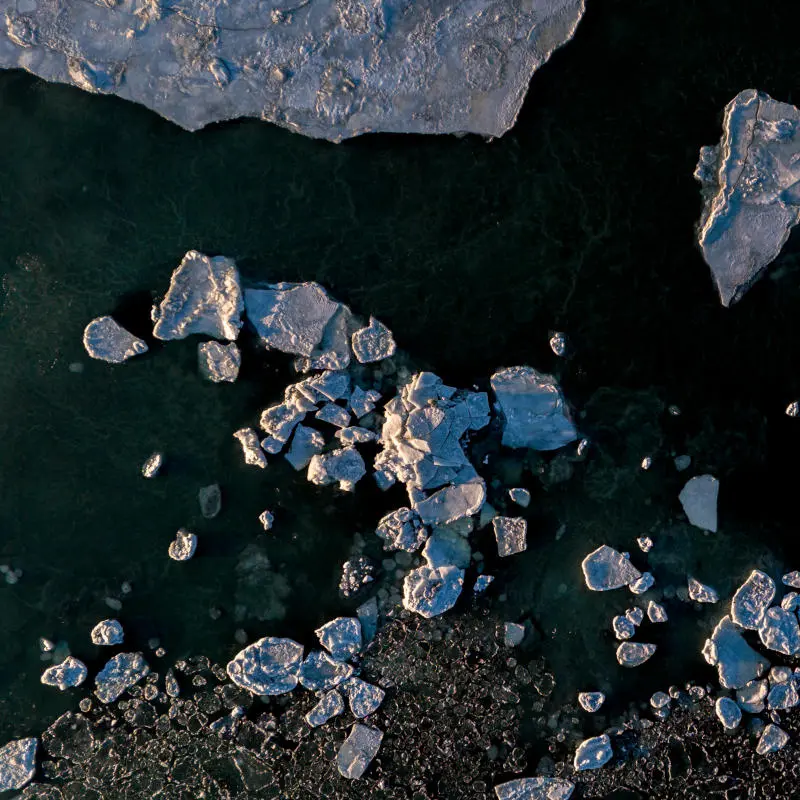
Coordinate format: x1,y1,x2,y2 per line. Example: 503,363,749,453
83,316,148,364
226,637,304,696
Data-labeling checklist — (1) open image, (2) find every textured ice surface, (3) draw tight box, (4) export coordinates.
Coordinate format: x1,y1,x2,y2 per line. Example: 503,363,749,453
508,487,531,508
492,516,528,557
703,615,770,689
0,0,586,142
625,607,644,626
783,571,800,589
688,577,719,604
0,737,37,792
227,637,303,696
423,529,472,570
168,528,197,561
91,618,124,646
678,475,719,532
305,690,345,728
356,597,378,643
731,570,775,629
41,656,87,691
83,316,148,363
581,545,641,591
351,317,396,363
715,696,742,729
612,615,635,640
574,734,613,771
259,509,274,531
94,652,150,703
233,427,268,469
647,601,668,623
198,341,240,382
375,507,428,553
315,617,362,661
578,692,605,713
341,677,385,718
414,480,486,526
491,366,577,450
494,777,575,800
736,679,767,713
629,572,655,595
307,447,366,491
285,425,326,471
695,90,800,306
315,402,352,428
403,564,464,618
337,724,383,779
336,426,378,445
141,451,163,478
756,723,789,755
298,650,354,691
504,622,525,647
350,387,381,419
616,642,656,667
473,574,495,593
767,679,799,710
758,606,800,655
152,251,243,340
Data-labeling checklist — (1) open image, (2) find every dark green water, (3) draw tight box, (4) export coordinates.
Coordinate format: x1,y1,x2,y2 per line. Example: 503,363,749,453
1,0,800,753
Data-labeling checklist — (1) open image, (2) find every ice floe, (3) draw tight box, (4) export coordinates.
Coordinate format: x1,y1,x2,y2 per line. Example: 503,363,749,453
573,734,613,771
715,696,742,729
337,724,383,780
402,565,464,618
168,529,197,562
581,545,641,591
679,475,719,532
41,656,87,691
308,447,366,491
94,652,150,703
91,619,124,646
703,616,770,689
0,737,37,792
233,427,268,469
493,516,528,557
616,642,656,667
578,692,605,713
226,637,304,696
688,577,719,604
198,341,240,382
731,570,775,629
351,317,396,363
316,618,362,662
83,316,148,364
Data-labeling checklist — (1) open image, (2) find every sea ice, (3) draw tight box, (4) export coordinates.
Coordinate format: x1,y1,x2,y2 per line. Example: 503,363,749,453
198,341,240,382
227,637,304,696
336,427,379,445
573,734,613,771
679,475,719,532
756,723,789,755
415,480,486,527
474,574,495,593
616,642,656,668
83,316,148,364
350,387,382,418
549,332,569,357
423,529,472,570
41,656,87,691
650,691,670,709
356,597,379,643
402,565,464,618
375,508,428,553
351,317,396,363
647,601,668,623
736,679,767,713
688,577,719,604
758,606,800,655
316,618,362,662
629,572,655,595
285,426,326,471
168,529,197,562
715,696,742,729
259,510,274,531
298,651,354,692
492,516,528,557
315,403,352,428
612,615,635,640
0,737,37,792
504,622,526,647
494,777,575,800
337,724,383,780
305,690,345,728
233,428,268,469
637,536,654,553
768,679,799,710
94,652,150,703
581,545,641,591
198,483,222,518
674,455,692,472
91,619,124,646
702,616,770,689
307,447,366,491
731,570,775,629
578,692,605,713
508,488,531,508
782,571,800,589
141,452,164,478
341,677,385,718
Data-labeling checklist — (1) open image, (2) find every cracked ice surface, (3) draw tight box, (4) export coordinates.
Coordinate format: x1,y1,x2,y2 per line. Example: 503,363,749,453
315,617,362,661
83,316,148,364
695,90,800,306
226,637,303,696
351,317,396,363
307,447,366,491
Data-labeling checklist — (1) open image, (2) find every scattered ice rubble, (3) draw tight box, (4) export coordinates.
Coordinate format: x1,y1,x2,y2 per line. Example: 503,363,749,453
0,737,37,792
678,474,719,532
82,316,147,363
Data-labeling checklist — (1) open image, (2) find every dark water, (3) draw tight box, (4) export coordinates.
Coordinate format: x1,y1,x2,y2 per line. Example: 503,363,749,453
1,0,800,753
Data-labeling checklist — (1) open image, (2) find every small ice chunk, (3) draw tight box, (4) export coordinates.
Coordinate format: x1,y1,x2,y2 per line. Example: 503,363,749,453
674,455,691,472
629,572,655,595
782,592,800,612
298,651,354,692
731,570,775,629
305,690,345,727
715,696,742,729
626,607,644,626
341,677,385,718
350,387,381,418
768,679,799,710
581,545,642,591
340,557,376,598
356,597,379,643
226,637,304,696
573,734,613,771
315,402,352,428
650,691,670,709
423,529,472,569
640,456,652,470
770,666,793,684
336,426,378,445
756,724,789,755
375,507,428,553
549,332,568,357
259,510,274,531
285,425,325,471
504,622,525,647
94,652,150,703
261,436,284,455
688,577,719,604
473,574,495,593
198,483,222,518
91,619,124,646
702,615,770,689
736,679,767,713
316,617,362,661
782,571,800,589
494,777,575,800
198,341,240,382
786,402,800,418
41,656,87,691
233,428,268,469
141,452,164,478
260,402,305,443
337,723,383,779
414,480,486,526
647,601,668,623
637,536,654,552
168,529,197,562
307,447,366,491
578,692,605,713
612,615,635,640
351,317,396,363
508,488,531,508
492,516,527,557
679,475,719,532
83,316,148,363
402,564,464,618
758,606,800,655
0,737,37,792
616,642,656,667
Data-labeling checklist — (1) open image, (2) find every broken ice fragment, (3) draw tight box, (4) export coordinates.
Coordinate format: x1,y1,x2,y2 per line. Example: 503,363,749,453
341,677,385,718
351,317,396,364
233,428,268,469
647,601,668,623
650,691,670,709
731,570,775,629
153,251,243,340
340,557,376,598
0,737,37,792
674,455,691,472
168,529,197,562
581,545,642,591
337,724,383,780
356,597,379,643
307,447,366,491
285,426,325,471
94,652,150,703
702,615,770,689
736,679,767,713
336,426,378,445
756,723,790,755
782,571,800,589
259,402,305,443
198,341,241,382
494,777,575,800
688,577,719,604
258,510,274,531
298,651,354,692
758,606,800,655
305,690,345,728
549,332,568,357
141,452,164,478
786,402,800,418
640,456,652,470
261,436,284,455
474,574,495,593
679,475,719,532
375,508,428,553
508,488,531,508
350,387,381,418
226,637,304,696
91,619,124,646
492,516,527,558
198,483,222,518
423,529,472,569
629,572,655,595
490,366,577,450
414,480,486,527
403,565,464,618
41,656,87,691
578,692,605,713
315,618,362,662
616,642,656,667
573,734,613,771
612,615,635,641
768,680,799,710
83,316,148,363
504,622,525,647
315,402,352,428
637,536,654,552
715,696,742,729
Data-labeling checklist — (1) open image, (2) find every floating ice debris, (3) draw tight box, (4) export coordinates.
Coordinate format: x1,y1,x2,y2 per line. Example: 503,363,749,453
616,642,657,667
508,488,531,508
650,691,670,709
152,252,243,340
198,341,241,382
490,366,578,451
91,619,124,646
637,536,654,553
258,510,274,532
578,692,605,713
782,571,800,589
260,402,306,444
731,570,775,629
340,557,376,598
227,637,304,696
474,574,495,594
679,475,719,532
695,91,800,306
337,724,383,780
298,651,354,692
493,516,528,557
736,679,767,713
305,690,345,728
504,622,526,647
688,577,719,604
629,572,655,595
647,601,668,623
581,545,642,591
781,592,800,611
316,618,363,662
41,656,87,691
626,607,644,626
674,455,692,472
350,387,382,419
285,426,326,471
315,402,352,428
768,679,799,710
549,332,568,358
168,529,197,562
703,616,770,689
640,456,653,470
715,696,742,729
415,480,486,527
141,452,164,478
770,666,793,684
351,317,396,364
786,402,800,418
341,677,386,718
39,638,55,653
375,508,428,553
82,316,148,364
612,615,635,640
0,737,37,792
233,428,268,469
574,734,613,771
758,606,800,655
494,777,575,800
198,483,222,518
403,565,464,618
94,652,150,704
336,426,379,445
308,447,366,492
356,597,379,644
261,436,284,455
756,723,790,755
423,529,472,570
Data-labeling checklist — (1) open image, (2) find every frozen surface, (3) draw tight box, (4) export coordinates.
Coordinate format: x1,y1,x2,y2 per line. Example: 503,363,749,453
83,316,148,363
375,507,428,553
403,564,464,618
731,570,775,629
307,447,366,491
351,317,396,363
492,516,528,557
168,528,198,561
0,737,37,792
315,617,362,661
694,90,800,306
94,652,150,703
41,656,88,691
678,475,719,532
91,618,124,646
305,690,345,728
581,545,641,591
341,677,385,718
414,480,486,526
758,607,800,655
629,571,655,595
285,425,326,471
337,724,383,779
226,637,303,696
494,777,575,799
573,734,613,771
715,696,742,729
702,615,770,689
198,341,240,382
